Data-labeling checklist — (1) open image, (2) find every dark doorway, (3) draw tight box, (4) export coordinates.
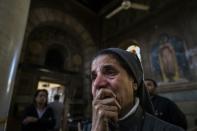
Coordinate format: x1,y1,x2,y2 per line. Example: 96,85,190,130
45,48,64,70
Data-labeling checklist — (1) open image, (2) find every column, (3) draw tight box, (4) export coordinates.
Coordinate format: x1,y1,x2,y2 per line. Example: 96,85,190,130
0,0,30,130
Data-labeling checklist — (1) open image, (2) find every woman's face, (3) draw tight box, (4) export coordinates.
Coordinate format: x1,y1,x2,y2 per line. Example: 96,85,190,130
35,91,48,106
91,54,137,116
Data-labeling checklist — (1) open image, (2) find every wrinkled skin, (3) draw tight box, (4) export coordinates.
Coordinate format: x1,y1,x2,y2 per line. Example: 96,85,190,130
91,54,137,131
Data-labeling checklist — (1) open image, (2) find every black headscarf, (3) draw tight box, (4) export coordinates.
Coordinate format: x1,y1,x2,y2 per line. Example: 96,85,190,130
95,48,154,114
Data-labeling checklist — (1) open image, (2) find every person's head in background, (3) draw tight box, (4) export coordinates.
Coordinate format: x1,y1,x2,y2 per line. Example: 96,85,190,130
33,89,48,108
54,94,60,101
144,78,157,96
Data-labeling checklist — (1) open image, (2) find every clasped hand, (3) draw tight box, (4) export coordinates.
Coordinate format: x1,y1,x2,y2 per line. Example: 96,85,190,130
91,88,121,131
23,116,38,125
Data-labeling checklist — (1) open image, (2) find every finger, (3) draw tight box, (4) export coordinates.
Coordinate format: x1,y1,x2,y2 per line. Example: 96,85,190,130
93,97,121,110
95,88,116,100
93,104,118,122
98,109,118,122
114,99,121,110
94,104,118,112
23,117,32,124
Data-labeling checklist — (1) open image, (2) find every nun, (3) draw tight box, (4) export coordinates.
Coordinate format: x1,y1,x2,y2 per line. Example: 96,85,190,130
87,48,184,131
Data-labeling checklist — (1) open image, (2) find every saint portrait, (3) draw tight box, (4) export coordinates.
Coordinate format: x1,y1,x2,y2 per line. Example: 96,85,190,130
151,34,190,83
158,44,179,82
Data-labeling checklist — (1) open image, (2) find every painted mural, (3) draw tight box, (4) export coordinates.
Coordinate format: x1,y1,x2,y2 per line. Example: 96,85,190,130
151,34,190,83
187,47,197,80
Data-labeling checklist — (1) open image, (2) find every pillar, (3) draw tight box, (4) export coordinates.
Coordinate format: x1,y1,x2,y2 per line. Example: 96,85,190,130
0,0,30,130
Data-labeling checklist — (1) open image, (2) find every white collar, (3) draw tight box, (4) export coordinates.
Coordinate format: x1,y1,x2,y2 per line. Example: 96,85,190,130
119,97,139,121
36,107,47,118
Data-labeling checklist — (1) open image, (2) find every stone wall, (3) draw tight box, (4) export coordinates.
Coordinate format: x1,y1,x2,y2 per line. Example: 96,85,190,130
101,0,197,129
7,1,99,130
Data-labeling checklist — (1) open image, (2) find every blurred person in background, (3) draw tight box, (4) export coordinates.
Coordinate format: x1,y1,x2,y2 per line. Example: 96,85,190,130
21,89,55,131
49,94,64,131
145,78,187,130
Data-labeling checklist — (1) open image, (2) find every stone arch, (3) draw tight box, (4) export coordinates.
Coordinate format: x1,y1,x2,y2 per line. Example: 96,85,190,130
20,7,96,114
23,7,96,71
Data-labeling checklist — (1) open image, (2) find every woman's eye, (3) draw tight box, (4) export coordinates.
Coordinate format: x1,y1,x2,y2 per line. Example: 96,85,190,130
103,66,118,76
106,69,116,75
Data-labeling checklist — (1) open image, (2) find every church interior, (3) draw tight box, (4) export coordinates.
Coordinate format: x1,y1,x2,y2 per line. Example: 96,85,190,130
0,0,197,131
